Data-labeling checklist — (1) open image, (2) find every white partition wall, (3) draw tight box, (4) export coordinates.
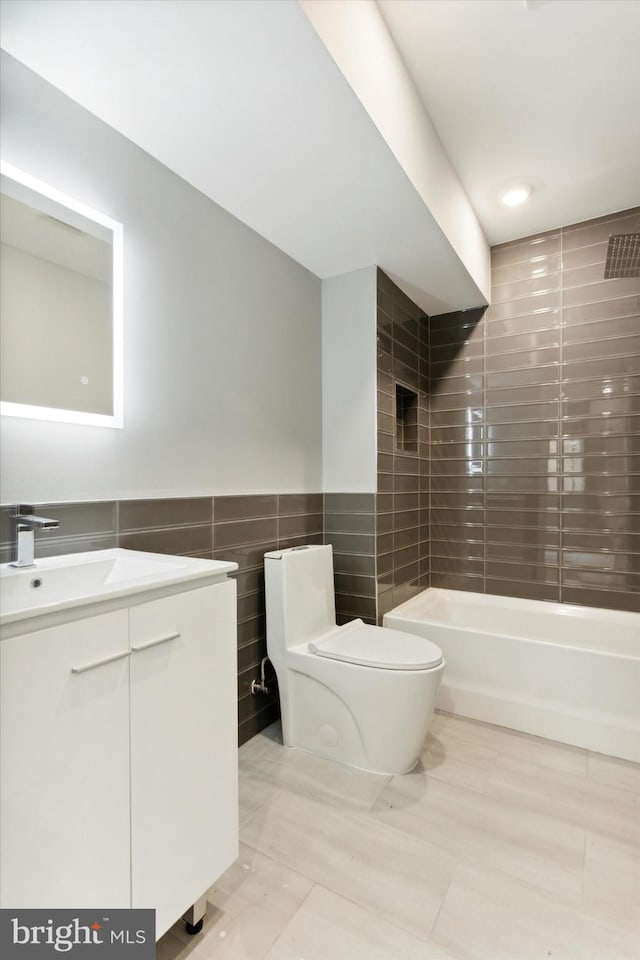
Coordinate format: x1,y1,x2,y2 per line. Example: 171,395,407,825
322,267,378,494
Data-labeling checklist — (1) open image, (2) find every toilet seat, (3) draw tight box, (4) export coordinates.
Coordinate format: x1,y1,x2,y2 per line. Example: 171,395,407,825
308,619,442,671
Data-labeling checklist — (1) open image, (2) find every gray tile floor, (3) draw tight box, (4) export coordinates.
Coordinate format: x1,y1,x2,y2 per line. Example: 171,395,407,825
159,712,640,959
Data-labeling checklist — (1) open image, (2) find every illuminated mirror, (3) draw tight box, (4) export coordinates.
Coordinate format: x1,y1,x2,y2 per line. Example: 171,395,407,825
0,162,123,427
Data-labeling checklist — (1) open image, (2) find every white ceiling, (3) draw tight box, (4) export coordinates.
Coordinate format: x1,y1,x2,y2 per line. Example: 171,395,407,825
1,0,639,309
378,0,640,244
0,0,490,313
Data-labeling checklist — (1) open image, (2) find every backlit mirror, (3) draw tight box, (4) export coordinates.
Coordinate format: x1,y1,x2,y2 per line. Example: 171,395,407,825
0,162,123,427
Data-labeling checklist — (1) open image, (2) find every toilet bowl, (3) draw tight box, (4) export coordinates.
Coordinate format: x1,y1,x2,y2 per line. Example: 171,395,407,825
264,544,444,775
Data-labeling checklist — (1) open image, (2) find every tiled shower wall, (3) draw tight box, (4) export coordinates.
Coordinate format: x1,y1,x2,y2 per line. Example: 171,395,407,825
430,206,640,613
376,269,430,621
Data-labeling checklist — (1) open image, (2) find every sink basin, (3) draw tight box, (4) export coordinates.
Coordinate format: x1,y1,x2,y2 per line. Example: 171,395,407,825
0,548,238,626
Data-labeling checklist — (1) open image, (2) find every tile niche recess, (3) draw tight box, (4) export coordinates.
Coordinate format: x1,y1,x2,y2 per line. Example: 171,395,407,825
395,384,419,453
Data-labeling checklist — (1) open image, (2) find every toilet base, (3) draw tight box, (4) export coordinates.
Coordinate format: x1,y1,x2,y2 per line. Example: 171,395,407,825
281,739,423,777
275,654,445,777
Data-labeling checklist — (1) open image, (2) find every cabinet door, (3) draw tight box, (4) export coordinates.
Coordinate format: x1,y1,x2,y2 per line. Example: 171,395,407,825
0,611,131,908
129,581,238,937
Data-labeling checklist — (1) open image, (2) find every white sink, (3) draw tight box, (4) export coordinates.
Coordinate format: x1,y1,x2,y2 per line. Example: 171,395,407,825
0,548,238,626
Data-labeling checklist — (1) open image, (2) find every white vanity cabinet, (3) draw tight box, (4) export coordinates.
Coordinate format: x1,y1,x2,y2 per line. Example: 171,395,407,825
0,569,238,939
129,581,238,935
0,609,132,908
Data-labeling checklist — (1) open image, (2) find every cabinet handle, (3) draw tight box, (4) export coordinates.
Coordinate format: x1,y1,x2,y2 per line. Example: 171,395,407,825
131,632,180,653
71,650,131,674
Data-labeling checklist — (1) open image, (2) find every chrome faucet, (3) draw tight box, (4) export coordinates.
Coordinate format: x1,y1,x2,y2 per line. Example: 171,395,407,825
11,505,60,568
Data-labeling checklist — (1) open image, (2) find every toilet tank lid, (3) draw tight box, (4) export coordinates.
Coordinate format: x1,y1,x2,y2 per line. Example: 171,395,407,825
264,545,329,560
309,619,443,670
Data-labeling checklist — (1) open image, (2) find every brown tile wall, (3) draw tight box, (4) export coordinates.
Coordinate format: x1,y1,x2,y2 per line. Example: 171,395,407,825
324,493,377,625
376,269,430,621
0,494,324,744
429,309,486,594
0,501,119,563
430,206,640,613
214,493,323,744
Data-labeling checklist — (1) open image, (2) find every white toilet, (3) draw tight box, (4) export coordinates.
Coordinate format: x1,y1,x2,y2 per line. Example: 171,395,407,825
264,544,444,775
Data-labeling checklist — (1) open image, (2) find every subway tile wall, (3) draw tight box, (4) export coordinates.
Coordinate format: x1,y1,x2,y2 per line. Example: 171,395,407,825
324,493,377,625
0,493,379,739
376,269,430,621
214,493,323,744
0,495,324,744
430,206,640,613
0,500,119,562
429,309,486,595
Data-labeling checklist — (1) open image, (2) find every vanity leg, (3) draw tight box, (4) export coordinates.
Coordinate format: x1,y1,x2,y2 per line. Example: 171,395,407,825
183,893,207,935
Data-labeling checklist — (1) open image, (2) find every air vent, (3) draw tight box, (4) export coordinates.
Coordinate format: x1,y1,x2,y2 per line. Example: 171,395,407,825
604,233,640,279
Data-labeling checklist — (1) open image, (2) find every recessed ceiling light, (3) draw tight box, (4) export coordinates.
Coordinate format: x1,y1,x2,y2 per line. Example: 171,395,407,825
500,184,532,207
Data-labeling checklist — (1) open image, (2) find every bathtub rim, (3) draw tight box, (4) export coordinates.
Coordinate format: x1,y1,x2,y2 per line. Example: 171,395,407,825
384,586,640,763
384,587,640,661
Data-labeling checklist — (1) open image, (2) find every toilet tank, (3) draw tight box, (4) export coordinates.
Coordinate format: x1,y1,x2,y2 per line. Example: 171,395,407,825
264,545,336,652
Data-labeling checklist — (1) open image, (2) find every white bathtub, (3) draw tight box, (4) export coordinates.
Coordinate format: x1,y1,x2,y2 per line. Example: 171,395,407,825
384,588,640,763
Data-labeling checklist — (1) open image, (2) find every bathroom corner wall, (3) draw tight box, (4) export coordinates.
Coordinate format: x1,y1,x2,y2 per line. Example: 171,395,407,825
376,269,430,621
429,207,640,613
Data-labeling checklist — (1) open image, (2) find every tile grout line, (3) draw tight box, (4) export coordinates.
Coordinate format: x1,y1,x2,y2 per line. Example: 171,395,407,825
260,881,317,958
210,495,215,558
579,824,587,911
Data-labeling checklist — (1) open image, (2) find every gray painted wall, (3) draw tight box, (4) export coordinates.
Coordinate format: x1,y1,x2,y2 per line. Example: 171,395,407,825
0,53,322,503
